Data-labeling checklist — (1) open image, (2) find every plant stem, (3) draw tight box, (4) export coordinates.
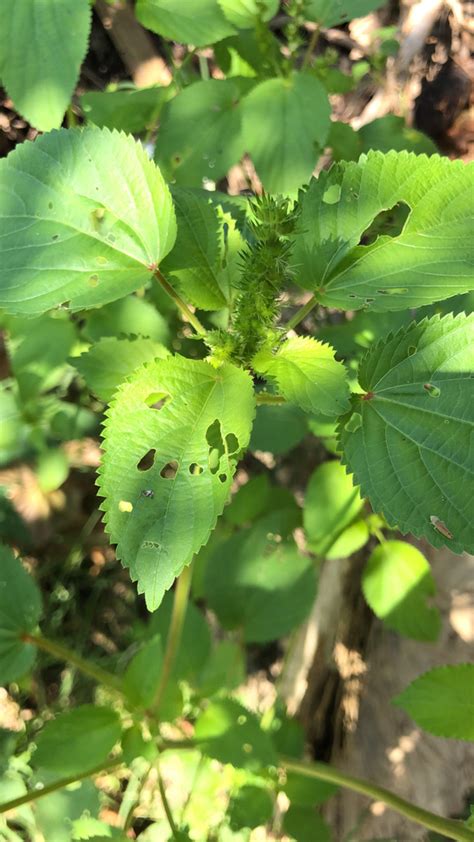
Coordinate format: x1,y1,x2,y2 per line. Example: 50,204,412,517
256,393,286,405
154,269,206,336
282,758,474,842
285,295,318,332
22,633,124,697
302,26,320,71
157,764,180,838
153,563,193,715
0,758,121,814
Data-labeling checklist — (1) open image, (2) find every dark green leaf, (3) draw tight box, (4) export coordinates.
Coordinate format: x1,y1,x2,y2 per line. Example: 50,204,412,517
393,664,474,740
0,544,42,683
33,705,122,776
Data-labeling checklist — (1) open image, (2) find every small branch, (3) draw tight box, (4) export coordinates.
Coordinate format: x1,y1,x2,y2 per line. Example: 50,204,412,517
302,26,320,71
285,295,318,332
158,764,180,838
0,758,121,814
282,758,474,842
22,633,124,697
154,269,206,337
256,393,286,405
153,563,193,715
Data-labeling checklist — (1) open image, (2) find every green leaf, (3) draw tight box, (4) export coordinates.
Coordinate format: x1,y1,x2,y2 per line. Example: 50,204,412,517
155,79,249,186
195,698,277,769
283,770,338,806
136,0,235,46
291,151,474,311
73,337,169,402
218,0,278,28
83,294,170,345
6,313,76,400
393,664,474,740
35,781,100,842
0,0,91,131
0,544,42,683
0,127,176,316
283,805,332,842
253,338,350,417
338,313,474,553
324,519,369,560
161,188,229,310
123,635,163,708
203,518,316,643
359,115,437,156
228,785,273,829
80,85,171,133
147,590,211,682
305,0,385,26
33,705,122,776
36,449,70,493
250,403,308,455
303,460,364,557
362,541,441,641
197,640,245,697
241,73,330,194
99,355,256,610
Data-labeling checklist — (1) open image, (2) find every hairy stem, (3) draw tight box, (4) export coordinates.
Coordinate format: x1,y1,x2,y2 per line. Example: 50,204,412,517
154,269,206,336
0,758,121,814
282,758,474,842
153,563,193,715
21,633,124,697
285,295,318,332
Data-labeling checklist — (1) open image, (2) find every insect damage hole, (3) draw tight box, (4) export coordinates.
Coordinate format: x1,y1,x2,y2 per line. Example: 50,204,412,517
206,418,225,475
145,391,170,411
137,449,156,471
189,463,204,476
160,461,178,479
360,202,411,246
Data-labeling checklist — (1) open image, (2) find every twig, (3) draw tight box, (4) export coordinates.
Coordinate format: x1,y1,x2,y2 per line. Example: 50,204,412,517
153,563,193,714
154,269,206,336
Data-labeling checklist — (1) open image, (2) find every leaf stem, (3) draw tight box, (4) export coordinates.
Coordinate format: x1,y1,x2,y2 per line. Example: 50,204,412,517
285,295,318,332
302,26,320,71
282,758,474,842
153,563,193,715
0,758,121,814
154,269,206,336
256,393,286,405
22,633,124,697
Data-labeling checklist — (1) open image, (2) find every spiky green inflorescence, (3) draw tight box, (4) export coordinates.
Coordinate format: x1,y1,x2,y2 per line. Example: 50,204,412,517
213,194,299,367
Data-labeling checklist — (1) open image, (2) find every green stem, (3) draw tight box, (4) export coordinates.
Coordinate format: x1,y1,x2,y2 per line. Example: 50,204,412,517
22,633,124,697
0,758,121,814
256,393,286,405
198,53,210,81
285,295,318,332
153,563,193,715
157,764,180,838
302,26,320,71
154,269,206,336
282,758,474,842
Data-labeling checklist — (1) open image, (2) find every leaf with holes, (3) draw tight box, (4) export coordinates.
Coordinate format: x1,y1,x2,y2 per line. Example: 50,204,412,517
98,354,255,610
161,188,233,310
0,127,176,316
136,0,235,46
290,151,474,311
0,0,91,131
72,337,169,402
253,337,350,417
241,73,331,195
0,544,42,684
393,664,474,740
338,313,474,553
155,79,250,186
362,541,441,641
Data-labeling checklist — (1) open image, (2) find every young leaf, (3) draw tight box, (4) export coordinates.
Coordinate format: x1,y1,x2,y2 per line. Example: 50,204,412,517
203,518,316,643
291,151,474,311
241,73,331,194
303,460,364,557
33,705,122,776
0,0,91,131
99,355,255,610
218,0,278,28
136,0,235,46
160,188,228,310
253,337,350,417
393,664,474,740
306,0,385,26
0,127,176,316
0,544,42,683
73,337,169,402
362,541,441,641
155,79,249,185
338,313,474,553
194,698,277,769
